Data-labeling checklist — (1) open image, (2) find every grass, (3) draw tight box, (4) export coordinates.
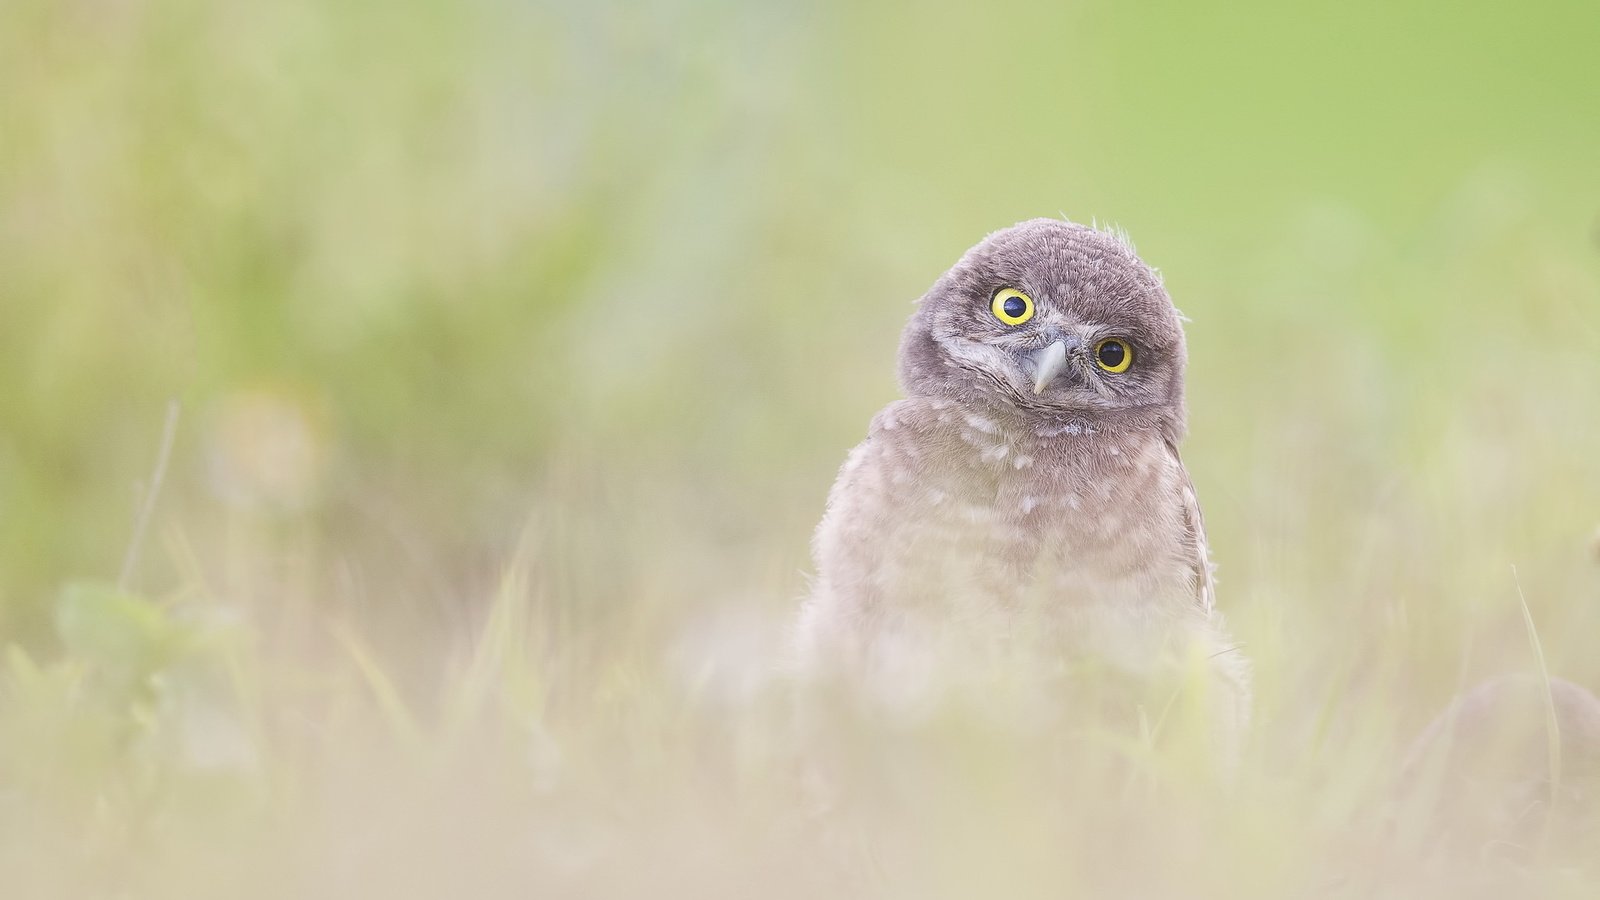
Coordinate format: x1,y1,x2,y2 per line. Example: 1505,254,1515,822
3,0,1600,896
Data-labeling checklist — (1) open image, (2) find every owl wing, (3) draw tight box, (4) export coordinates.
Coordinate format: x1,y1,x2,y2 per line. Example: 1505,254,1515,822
1165,437,1217,616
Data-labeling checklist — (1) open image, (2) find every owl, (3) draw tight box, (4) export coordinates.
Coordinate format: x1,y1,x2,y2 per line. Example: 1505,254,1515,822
794,218,1249,755
1395,674,1600,866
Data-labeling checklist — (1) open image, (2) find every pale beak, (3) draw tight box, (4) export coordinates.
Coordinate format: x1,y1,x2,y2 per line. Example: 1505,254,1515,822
1031,341,1068,395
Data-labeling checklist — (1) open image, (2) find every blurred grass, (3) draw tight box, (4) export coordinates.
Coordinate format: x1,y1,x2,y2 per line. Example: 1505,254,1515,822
2,0,1600,896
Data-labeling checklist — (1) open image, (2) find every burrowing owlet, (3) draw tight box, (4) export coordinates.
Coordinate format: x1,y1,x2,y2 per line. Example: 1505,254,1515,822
794,218,1249,751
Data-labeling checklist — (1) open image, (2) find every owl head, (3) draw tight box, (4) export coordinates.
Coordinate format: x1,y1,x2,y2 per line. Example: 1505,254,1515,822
898,218,1189,437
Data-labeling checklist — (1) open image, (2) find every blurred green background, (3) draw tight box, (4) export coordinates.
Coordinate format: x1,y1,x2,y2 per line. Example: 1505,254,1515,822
2,0,1600,893
5,0,1600,723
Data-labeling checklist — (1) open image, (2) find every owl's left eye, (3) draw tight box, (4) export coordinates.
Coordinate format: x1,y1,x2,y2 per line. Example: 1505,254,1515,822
1094,338,1134,373
991,288,1034,325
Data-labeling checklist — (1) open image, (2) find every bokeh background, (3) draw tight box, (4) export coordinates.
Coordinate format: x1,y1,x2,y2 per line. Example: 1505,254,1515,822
3,0,1599,896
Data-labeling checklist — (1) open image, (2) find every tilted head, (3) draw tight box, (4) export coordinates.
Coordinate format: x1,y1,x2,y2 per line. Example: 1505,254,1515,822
898,218,1189,437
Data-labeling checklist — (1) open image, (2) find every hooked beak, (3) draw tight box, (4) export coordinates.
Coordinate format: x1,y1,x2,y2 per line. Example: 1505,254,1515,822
1031,341,1068,395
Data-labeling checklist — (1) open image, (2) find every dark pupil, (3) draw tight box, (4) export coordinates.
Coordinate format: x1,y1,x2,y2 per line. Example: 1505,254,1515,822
1098,341,1126,368
1002,296,1027,319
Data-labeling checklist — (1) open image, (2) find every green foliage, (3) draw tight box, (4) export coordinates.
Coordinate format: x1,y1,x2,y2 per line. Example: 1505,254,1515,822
55,583,191,699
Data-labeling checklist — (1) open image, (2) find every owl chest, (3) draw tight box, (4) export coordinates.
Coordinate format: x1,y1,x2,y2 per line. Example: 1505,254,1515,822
873,433,1188,616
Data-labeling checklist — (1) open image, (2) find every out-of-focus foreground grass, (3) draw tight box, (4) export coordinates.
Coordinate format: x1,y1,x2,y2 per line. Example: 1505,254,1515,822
3,0,1599,896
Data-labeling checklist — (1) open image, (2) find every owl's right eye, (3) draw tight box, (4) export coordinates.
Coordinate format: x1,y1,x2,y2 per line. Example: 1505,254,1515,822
991,288,1034,325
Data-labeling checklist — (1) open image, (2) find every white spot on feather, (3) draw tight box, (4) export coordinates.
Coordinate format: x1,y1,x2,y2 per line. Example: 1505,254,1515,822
963,414,999,434
1036,418,1098,438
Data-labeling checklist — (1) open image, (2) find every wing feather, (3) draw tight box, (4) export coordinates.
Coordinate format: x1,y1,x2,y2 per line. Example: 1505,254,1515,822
1164,438,1216,615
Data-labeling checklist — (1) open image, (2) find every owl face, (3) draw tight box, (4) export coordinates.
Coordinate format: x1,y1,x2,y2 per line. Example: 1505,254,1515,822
898,219,1188,431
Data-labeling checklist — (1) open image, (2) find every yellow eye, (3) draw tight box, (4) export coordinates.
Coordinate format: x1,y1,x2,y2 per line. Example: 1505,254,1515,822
1093,338,1133,373
991,288,1034,325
